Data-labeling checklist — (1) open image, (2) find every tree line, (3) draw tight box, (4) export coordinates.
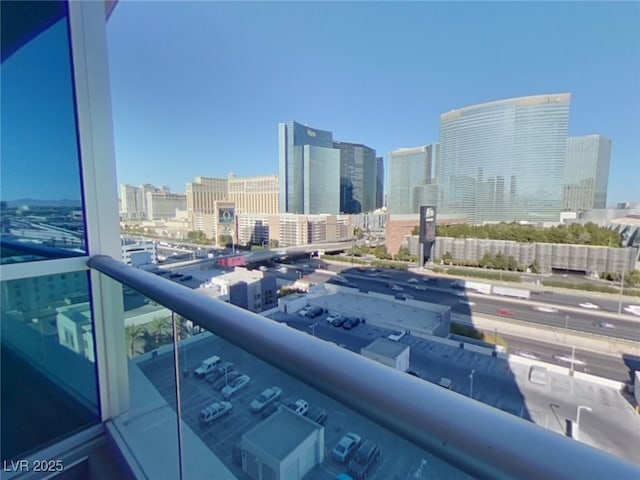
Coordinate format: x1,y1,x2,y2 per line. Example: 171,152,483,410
412,222,622,247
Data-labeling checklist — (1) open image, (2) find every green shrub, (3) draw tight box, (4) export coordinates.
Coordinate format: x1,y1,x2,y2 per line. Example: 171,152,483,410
446,268,521,283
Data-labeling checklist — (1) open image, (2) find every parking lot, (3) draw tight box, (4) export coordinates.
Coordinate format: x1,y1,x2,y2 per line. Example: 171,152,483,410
138,333,469,479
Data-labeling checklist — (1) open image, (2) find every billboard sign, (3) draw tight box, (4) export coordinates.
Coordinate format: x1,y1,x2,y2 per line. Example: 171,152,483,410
218,207,235,224
419,205,437,243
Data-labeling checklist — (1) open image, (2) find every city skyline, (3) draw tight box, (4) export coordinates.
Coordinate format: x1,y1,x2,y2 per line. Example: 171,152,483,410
106,2,639,206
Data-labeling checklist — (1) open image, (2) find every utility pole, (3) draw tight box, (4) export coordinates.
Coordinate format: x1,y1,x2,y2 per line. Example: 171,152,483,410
617,260,626,315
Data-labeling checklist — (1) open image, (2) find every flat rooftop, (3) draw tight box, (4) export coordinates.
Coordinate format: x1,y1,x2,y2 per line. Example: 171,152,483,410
308,285,448,335
362,338,409,358
242,406,320,461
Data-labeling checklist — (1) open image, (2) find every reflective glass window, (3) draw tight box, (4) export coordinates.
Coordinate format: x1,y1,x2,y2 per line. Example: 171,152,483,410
1,1,87,264
0,271,100,461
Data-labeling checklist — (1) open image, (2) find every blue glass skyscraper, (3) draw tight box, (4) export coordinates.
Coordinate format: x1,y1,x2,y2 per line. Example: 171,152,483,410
278,121,337,214
438,94,571,224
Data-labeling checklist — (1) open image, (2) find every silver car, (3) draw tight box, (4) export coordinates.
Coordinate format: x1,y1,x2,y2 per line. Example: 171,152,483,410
331,432,362,463
221,375,250,398
250,386,282,412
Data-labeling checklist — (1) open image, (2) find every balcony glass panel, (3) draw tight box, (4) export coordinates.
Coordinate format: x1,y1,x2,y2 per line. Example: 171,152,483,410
90,256,640,480
0,271,99,461
1,1,87,264
112,274,469,479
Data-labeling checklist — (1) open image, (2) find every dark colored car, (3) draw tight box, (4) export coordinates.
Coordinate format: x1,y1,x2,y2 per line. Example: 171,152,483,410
307,306,323,318
212,370,241,390
168,273,183,279
206,361,234,383
332,316,347,327
179,274,193,281
406,370,421,378
342,317,360,330
308,407,328,426
347,440,380,480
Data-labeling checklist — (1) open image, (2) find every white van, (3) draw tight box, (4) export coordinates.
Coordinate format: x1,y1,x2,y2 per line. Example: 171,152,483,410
194,356,221,378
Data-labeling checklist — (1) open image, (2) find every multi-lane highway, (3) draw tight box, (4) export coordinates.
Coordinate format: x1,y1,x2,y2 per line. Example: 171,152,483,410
289,263,640,342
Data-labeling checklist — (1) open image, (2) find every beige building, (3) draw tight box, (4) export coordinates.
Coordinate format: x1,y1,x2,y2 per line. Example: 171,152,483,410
228,173,279,214
237,214,280,246
146,192,186,220
278,214,352,247
186,176,228,215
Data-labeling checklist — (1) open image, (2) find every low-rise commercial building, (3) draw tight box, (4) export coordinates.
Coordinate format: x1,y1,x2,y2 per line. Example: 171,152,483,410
241,407,324,480
206,267,277,313
361,338,410,372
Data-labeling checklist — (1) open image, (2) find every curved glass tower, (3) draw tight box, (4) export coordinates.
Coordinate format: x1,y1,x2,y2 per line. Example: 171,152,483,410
438,94,571,224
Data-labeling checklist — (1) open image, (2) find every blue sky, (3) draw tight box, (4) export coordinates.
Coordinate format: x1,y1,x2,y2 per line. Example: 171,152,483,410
107,1,640,206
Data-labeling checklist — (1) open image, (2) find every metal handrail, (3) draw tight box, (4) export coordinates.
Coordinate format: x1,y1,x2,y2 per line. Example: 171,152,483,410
88,255,640,480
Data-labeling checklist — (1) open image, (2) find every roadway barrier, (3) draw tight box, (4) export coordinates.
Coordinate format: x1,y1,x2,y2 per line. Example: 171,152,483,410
455,313,640,357
507,354,626,391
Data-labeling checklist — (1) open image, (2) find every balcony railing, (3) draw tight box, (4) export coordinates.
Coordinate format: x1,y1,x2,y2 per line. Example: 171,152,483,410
89,254,640,480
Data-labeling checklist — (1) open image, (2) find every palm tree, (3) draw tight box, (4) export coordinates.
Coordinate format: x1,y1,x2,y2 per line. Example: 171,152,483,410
125,324,147,358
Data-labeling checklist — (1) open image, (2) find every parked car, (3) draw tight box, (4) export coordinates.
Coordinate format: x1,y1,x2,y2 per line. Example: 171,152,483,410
332,316,347,327
212,370,241,390
406,370,421,378
199,401,232,425
347,440,380,480
168,272,183,279
179,274,193,281
222,375,251,398
308,407,328,426
206,361,234,383
307,306,323,318
327,313,342,324
342,317,361,330
287,399,309,416
299,306,311,317
250,387,282,412
194,356,221,378
331,432,362,463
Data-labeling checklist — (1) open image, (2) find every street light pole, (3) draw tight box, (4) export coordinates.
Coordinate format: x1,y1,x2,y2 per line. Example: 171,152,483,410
469,369,475,398
617,262,626,315
309,322,317,336
576,405,592,441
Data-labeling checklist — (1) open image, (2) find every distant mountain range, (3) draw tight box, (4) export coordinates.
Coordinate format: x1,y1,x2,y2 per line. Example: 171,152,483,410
4,199,82,208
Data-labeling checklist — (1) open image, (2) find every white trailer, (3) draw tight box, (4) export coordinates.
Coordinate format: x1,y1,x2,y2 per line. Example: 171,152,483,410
491,285,530,299
465,281,492,294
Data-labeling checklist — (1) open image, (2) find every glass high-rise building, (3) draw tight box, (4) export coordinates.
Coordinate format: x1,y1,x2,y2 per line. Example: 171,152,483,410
388,144,439,214
376,156,384,209
278,121,336,214
278,121,378,215
335,141,378,214
563,135,611,211
438,94,571,224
